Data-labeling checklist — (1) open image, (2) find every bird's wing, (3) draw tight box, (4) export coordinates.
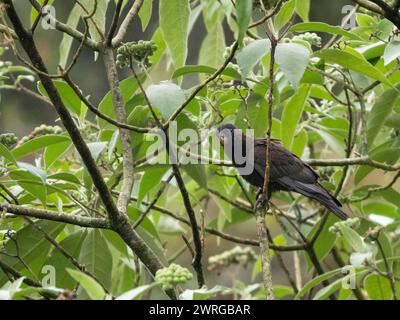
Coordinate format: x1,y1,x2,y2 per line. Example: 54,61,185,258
251,138,347,220
252,138,319,184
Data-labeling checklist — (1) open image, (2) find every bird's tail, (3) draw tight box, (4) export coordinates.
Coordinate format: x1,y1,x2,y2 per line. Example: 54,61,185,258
289,181,349,220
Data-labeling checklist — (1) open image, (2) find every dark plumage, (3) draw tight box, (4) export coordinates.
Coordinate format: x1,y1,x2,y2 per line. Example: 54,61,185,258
217,124,348,220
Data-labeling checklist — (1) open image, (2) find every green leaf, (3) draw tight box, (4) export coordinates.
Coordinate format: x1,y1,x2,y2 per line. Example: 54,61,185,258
59,4,81,68
305,214,339,270
157,216,186,235
172,65,241,80
116,283,157,300
79,229,113,291
274,0,295,30
17,162,46,183
367,84,400,147
146,82,186,119
236,0,252,44
339,224,365,252
357,41,386,60
295,0,310,21
87,142,108,161
313,49,390,85
383,40,400,66
9,169,47,204
180,285,231,300
292,130,308,157
295,268,342,299
236,39,271,80
363,202,400,219
290,22,361,40
313,277,344,300
45,230,87,289
67,269,106,300
159,0,190,68
12,135,70,159
364,274,393,300
48,172,81,185
0,221,65,286
281,84,310,150
355,139,400,184
98,76,143,128
182,164,207,189
199,23,226,68
44,140,72,169
79,0,109,43
38,80,82,115
276,43,310,89
139,0,153,31
0,143,16,164
138,166,169,205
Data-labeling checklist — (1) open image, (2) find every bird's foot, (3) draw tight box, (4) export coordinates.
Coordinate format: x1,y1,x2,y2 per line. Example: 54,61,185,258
255,189,268,211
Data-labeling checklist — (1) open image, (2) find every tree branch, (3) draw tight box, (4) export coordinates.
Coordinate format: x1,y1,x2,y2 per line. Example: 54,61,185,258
112,0,144,47
103,47,134,216
0,203,109,228
2,0,174,299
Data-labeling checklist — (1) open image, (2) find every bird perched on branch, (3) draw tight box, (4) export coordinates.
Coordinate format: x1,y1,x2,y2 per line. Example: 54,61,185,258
217,123,348,220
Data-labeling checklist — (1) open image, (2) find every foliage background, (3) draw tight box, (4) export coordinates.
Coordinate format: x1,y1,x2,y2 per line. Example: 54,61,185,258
0,0,399,300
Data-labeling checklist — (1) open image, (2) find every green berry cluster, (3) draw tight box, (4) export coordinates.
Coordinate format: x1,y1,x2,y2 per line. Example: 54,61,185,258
116,40,157,69
155,263,193,291
0,133,18,147
208,246,257,271
18,125,62,145
34,124,62,135
329,217,360,236
292,32,322,47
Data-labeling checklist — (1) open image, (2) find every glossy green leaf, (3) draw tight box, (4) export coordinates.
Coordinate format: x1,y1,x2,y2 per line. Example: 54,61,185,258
0,143,16,164
79,229,113,291
116,283,158,300
237,39,271,80
45,230,87,289
172,65,241,80
79,0,109,43
12,135,70,159
0,221,65,286
98,76,144,128
67,269,106,300
339,224,365,252
180,285,231,300
367,84,400,147
281,84,310,149
295,0,310,22
59,4,81,68
137,166,169,205
290,22,361,40
295,268,342,299
146,82,186,119
139,0,153,31
44,140,72,169
236,0,252,44
276,43,310,89
314,49,390,85
275,0,295,30
38,80,82,115
159,0,190,68
364,274,393,300
199,23,226,68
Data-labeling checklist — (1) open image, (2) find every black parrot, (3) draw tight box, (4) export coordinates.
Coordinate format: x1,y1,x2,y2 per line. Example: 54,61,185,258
217,124,348,220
